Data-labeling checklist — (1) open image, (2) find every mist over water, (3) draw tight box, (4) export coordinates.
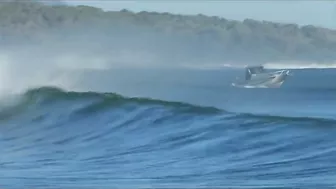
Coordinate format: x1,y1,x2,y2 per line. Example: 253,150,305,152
1,25,336,98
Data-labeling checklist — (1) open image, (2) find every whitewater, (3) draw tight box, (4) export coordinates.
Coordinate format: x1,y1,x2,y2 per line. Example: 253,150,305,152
0,52,336,188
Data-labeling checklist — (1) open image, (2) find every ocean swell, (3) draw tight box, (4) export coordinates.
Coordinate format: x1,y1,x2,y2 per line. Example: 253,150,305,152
0,86,336,188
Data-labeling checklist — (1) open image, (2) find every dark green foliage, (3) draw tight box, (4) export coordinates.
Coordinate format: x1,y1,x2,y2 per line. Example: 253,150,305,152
1,1,336,63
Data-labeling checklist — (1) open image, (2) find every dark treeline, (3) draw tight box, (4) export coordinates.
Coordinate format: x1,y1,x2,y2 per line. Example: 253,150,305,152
1,0,335,64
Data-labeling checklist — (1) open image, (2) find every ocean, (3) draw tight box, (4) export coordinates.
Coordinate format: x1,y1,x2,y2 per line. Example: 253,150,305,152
0,67,335,188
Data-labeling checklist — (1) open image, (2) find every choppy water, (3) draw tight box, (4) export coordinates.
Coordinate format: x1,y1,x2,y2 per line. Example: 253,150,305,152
0,68,336,188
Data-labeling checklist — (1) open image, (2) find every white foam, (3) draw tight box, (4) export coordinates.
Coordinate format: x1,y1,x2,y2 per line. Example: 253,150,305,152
264,61,336,69
180,63,245,70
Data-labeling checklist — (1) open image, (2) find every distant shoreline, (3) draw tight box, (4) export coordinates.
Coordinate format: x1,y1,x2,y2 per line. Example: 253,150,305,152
0,1,335,64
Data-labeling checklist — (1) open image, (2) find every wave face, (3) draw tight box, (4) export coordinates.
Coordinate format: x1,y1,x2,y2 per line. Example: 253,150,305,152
1,68,336,189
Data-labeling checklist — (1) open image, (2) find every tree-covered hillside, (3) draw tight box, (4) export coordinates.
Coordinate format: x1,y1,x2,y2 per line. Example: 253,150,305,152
1,1,335,64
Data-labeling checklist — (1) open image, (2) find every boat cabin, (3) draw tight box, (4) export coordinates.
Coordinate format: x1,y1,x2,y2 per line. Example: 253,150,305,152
245,65,265,80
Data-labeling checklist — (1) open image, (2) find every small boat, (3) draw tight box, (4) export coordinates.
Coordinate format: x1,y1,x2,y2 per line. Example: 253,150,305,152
232,65,291,88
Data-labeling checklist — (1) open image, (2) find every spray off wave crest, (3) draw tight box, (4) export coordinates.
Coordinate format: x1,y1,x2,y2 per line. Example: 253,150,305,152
0,25,179,97
0,49,85,95
0,49,155,97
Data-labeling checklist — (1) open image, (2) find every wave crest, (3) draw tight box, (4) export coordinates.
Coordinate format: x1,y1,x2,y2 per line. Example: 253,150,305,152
22,86,222,114
0,86,334,125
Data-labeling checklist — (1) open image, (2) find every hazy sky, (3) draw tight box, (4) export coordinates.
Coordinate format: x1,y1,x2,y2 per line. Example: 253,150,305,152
65,1,336,29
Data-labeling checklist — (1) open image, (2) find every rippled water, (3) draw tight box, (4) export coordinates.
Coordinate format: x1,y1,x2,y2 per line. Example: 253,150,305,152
0,68,336,188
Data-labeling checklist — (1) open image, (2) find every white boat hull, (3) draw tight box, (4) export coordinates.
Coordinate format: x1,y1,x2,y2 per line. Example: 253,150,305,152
232,70,290,88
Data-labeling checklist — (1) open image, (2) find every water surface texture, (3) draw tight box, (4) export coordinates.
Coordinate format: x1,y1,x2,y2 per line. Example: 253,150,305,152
0,68,335,188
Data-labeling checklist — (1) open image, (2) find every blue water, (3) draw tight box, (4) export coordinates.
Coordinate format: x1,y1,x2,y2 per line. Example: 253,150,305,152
0,68,336,188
